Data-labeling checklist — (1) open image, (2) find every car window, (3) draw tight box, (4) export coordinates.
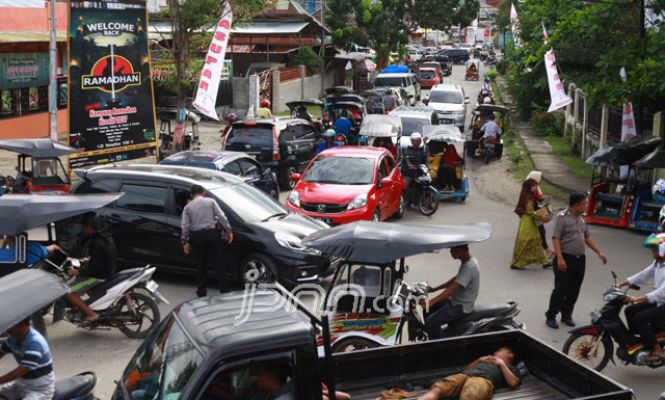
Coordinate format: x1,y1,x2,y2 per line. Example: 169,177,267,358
385,156,396,173
289,124,306,139
227,124,274,148
303,156,375,185
211,184,287,223
74,179,120,194
172,188,190,217
429,90,463,104
222,160,242,175
375,77,406,88
399,117,429,135
116,184,167,214
238,158,262,180
202,358,297,400
378,157,390,180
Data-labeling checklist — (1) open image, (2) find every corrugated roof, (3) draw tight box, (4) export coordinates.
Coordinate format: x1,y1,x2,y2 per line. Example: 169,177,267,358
232,21,309,35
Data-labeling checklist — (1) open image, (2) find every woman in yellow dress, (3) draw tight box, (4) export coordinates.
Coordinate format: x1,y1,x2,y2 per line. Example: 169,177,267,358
510,172,551,270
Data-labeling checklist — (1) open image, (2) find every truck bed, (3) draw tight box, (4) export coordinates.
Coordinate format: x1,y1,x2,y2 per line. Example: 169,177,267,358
328,330,632,400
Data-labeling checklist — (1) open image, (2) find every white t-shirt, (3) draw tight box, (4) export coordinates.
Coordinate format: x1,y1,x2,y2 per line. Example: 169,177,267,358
481,120,500,139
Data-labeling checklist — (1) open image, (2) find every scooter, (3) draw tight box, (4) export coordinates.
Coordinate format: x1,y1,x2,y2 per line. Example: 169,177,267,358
563,271,665,371
53,372,97,400
405,163,440,216
44,256,168,339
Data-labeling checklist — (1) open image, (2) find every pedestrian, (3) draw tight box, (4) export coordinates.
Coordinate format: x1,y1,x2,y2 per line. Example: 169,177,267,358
0,318,55,400
509,172,550,270
545,192,608,329
181,184,234,297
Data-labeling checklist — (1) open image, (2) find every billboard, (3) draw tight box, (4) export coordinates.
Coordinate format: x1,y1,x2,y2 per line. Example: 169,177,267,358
68,0,157,168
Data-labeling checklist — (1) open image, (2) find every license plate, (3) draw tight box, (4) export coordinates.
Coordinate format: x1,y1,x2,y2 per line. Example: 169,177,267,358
315,217,332,225
145,280,159,293
441,118,454,124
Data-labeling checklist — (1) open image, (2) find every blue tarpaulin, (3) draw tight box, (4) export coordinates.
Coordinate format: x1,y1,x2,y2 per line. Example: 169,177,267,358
380,65,409,74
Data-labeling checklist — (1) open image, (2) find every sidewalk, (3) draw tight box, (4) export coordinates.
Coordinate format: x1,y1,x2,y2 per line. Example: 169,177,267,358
497,78,588,194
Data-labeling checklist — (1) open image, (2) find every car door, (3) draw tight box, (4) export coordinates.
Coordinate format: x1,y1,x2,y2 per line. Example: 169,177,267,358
237,156,271,195
220,159,242,178
109,182,171,266
375,156,393,220
289,123,318,169
163,186,198,271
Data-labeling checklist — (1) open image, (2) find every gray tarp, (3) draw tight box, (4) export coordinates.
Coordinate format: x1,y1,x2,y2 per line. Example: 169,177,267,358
360,115,402,138
0,139,79,158
0,193,122,234
586,136,662,167
0,269,68,332
302,221,491,264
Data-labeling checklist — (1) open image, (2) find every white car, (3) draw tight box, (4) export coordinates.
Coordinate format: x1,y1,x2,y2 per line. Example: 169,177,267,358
374,73,421,106
659,205,665,231
424,83,469,131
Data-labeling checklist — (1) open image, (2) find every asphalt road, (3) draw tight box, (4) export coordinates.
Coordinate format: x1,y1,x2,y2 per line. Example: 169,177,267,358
2,60,663,399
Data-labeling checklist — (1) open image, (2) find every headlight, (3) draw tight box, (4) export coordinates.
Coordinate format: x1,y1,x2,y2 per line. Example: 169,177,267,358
288,191,300,207
347,194,368,210
274,232,321,255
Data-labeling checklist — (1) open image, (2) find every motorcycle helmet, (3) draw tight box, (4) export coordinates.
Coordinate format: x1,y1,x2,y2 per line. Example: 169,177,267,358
483,96,492,104
410,132,422,143
260,99,271,107
226,112,238,123
643,233,665,257
323,129,336,138
484,77,490,82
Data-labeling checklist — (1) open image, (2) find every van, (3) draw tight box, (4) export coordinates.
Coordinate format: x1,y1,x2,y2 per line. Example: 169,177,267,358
374,73,421,106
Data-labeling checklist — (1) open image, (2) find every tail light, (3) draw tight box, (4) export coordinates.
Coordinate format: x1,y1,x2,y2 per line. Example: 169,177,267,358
272,126,280,161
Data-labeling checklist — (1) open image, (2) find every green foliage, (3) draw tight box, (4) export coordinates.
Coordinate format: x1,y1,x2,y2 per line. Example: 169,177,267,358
290,46,324,72
485,69,499,81
410,0,480,32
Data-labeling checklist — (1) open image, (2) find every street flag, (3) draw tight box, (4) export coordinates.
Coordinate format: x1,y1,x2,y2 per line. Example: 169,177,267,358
542,21,549,45
620,102,637,142
192,2,233,121
510,3,522,46
544,49,572,112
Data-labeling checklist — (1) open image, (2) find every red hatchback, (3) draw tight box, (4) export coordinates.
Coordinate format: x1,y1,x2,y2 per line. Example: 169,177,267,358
417,67,441,89
286,147,405,225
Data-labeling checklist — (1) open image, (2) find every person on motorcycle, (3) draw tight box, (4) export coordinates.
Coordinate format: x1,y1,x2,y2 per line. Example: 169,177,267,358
481,77,492,95
316,129,341,153
63,212,118,326
334,110,352,139
422,244,479,339
615,233,665,363
257,99,273,119
477,114,500,153
401,132,428,203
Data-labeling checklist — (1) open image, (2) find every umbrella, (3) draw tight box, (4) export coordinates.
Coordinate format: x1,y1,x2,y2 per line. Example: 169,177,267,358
0,139,79,158
633,150,665,169
0,193,122,235
302,221,491,264
0,269,69,332
586,136,662,167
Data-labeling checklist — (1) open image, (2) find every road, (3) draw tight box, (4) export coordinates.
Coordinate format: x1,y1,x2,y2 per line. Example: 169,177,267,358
2,60,662,399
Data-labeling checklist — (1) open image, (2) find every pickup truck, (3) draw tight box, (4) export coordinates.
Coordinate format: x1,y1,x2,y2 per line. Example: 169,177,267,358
112,288,633,400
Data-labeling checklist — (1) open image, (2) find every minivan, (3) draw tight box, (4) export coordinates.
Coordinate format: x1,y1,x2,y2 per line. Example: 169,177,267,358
373,73,421,106
424,83,469,131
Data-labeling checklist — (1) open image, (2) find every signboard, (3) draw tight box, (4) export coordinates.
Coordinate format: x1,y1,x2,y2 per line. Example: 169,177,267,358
68,0,157,168
0,53,49,90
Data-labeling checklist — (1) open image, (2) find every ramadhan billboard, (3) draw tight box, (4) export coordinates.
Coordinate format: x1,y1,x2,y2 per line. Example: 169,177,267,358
68,0,157,168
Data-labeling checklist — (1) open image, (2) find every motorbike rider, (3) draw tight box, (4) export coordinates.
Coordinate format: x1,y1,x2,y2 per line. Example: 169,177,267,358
257,99,273,119
477,114,500,153
615,233,665,363
316,129,341,153
422,244,480,339
63,212,118,326
334,110,352,139
401,132,428,203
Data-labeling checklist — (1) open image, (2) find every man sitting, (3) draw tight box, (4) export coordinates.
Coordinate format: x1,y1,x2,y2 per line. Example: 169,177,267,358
477,114,500,153
419,346,520,400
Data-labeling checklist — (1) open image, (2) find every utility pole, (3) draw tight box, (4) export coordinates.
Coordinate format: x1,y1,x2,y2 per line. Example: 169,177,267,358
638,0,645,134
48,0,58,142
320,0,326,97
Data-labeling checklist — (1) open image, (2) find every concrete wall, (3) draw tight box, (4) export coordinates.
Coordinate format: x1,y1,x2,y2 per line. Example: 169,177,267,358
272,68,337,113
232,77,249,110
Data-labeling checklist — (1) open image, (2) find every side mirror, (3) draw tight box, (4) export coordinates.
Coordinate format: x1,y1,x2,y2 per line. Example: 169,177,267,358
380,177,392,188
464,97,470,104
290,173,301,182
423,98,430,105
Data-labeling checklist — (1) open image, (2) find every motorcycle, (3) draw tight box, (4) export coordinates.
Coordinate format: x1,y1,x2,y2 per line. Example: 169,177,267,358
53,372,98,400
480,136,499,164
44,255,168,339
563,271,665,371
405,163,440,216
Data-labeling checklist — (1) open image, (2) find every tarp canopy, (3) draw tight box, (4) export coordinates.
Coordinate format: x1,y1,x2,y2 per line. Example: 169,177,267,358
0,193,122,235
0,270,69,333
286,99,324,110
302,221,491,264
424,126,465,157
325,86,354,95
473,104,508,115
586,136,663,167
380,65,409,74
634,150,665,169
359,115,402,138
0,139,79,158
327,101,364,112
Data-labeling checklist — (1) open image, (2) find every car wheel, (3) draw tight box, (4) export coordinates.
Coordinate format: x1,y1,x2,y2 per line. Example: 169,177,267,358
393,194,405,219
371,208,381,222
278,166,297,191
241,253,277,285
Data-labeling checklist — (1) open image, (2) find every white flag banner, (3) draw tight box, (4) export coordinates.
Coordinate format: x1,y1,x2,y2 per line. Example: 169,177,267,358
544,49,572,112
621,102,637,142
0,0,44,7
192,2,232,121
510,3,522,47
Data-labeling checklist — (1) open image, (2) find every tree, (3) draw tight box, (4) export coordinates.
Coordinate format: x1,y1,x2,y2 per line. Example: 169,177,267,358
410,0,480,36
154,0,269,110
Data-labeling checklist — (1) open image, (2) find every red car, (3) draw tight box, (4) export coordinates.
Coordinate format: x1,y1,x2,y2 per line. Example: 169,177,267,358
286,147,405,225
417,67,441,89
420,62,445,81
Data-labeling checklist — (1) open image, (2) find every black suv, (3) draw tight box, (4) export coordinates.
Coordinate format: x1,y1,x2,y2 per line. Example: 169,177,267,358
438,49,470,64
69,164,330,288
225,117,320,190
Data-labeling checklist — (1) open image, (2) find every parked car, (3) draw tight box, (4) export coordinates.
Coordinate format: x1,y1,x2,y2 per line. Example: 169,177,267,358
286,147,405,225
416,67,441,89
160,150,279,200
373,72,421,105
69,164,330,287
419,62,444,81
438,48,470,64
223,117,320,190
421,55,452,76
424,83,469,131
389,106,441,136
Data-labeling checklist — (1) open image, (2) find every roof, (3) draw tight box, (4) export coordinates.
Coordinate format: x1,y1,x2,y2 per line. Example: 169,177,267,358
390,106,437,118
233,116,310,131
80,164,243,189
318,146,389,158
431,83,463,92
176,290,314,355
162,150,246,164
376,73,416,78
232,21,309,35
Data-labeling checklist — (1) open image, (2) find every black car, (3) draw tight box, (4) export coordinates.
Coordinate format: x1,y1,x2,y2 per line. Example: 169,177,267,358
224,117,320,190
69,164,330,287
438,48,470,64
160,150,279,200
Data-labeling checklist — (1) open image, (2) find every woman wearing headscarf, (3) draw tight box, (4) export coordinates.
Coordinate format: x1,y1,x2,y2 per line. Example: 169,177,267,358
510,171,551,270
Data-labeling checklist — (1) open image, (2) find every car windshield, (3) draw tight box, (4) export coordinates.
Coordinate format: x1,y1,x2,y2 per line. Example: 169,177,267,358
429,90,463,104
418,71,435,80
122,315,202,400
374,77,405,87
399,117,429,135
421,63,439,70
303,156,375,185
212,184,287,223
227,125,273,148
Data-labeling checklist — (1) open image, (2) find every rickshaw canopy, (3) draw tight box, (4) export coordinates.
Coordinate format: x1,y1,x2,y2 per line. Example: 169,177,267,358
633,149,665,169
286,99,324,110
0,193,122,235
423,126,465,157
465,60,480,68
359,115,402,138
473,104,508,115
328,94,366,105
586,136,662,167
328,101,365,112
0,269,69,333
325,86,354,95
302,221,491,264
0,139,79,158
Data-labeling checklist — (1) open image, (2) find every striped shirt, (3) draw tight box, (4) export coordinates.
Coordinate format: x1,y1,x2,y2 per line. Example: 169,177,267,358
0,327,53,379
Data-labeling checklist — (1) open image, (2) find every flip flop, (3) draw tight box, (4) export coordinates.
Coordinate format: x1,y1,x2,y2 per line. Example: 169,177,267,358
78,315,99,328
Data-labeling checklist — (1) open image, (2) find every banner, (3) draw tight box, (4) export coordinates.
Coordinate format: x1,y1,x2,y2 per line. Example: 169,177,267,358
510,3,522,47
68,0,157,168
544,49,572,112
0,52,49,90
192,2,232,121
